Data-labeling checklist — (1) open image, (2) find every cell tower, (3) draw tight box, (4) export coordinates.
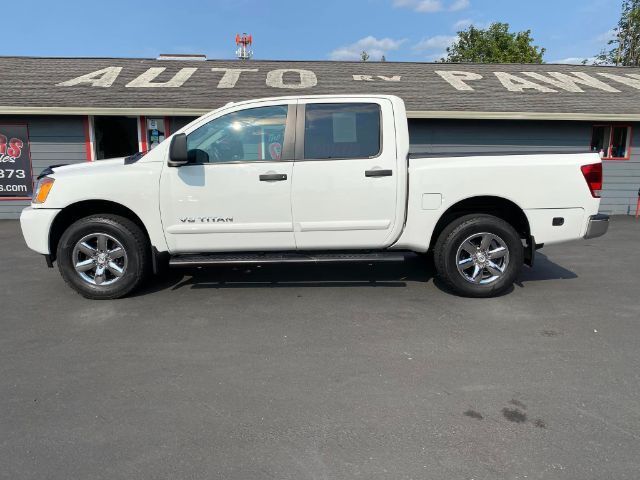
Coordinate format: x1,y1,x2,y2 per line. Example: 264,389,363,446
235,33,253,60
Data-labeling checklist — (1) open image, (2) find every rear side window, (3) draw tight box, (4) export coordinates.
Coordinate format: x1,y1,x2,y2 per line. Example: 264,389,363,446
304,103,381,160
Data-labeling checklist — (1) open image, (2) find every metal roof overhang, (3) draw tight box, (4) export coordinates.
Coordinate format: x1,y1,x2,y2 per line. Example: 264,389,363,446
3,105,640,122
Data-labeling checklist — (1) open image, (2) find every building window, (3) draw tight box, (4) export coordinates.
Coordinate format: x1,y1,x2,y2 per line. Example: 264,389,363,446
590,125,632,160
146,118,167,150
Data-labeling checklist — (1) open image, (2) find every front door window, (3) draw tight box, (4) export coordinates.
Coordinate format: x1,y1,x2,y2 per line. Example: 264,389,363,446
187,106,288,164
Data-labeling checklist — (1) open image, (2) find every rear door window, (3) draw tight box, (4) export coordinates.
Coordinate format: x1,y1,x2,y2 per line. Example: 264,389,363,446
303,103,381,160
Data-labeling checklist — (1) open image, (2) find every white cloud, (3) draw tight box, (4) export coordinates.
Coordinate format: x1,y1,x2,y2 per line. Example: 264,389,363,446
328,36,407,61
416,0,444,12
453,18,473,29
393,0,442,12
551,57,597,65
453,18,490,31
450,0,470,11
413,35,458,52
412,35,458,61
595,29,616,44
393,0,469,13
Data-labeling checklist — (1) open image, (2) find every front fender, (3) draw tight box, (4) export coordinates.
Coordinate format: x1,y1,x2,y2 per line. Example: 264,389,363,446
41,161,168,252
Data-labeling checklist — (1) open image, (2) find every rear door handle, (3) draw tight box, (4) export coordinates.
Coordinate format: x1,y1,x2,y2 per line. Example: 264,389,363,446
365,169,393,177
259,173,288,181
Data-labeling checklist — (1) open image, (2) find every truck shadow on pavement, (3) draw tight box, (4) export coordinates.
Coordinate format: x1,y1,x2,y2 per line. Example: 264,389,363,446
134,252,577,297
516,253,578,284
146,253,433,293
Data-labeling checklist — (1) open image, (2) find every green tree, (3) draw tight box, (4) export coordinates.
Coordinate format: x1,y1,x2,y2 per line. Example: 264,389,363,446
442,22,545,63
361,51,370,62
595,0,640,66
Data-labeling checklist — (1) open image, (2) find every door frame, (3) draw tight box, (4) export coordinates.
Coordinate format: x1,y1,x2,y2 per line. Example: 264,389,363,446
86,114,143,161
289,97,404,248
159,99,299,253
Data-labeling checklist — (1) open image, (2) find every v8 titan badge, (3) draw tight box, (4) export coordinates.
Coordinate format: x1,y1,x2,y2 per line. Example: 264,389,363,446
0,124,33,198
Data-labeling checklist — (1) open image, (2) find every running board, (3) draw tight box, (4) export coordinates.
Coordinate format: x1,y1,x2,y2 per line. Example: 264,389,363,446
169,251,408,267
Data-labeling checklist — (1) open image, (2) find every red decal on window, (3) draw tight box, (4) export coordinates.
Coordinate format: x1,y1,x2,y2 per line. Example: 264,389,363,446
269,142,282,160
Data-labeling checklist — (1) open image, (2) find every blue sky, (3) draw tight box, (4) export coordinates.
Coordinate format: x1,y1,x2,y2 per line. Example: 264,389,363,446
5,0,622,63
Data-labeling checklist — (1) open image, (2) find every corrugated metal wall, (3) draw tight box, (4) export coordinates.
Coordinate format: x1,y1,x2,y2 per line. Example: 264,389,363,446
0,116,87,219
601,127,640,215
408,119,640,215
0,116,637,218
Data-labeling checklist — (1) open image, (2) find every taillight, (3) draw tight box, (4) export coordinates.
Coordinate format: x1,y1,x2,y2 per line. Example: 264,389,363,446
581,163,602,198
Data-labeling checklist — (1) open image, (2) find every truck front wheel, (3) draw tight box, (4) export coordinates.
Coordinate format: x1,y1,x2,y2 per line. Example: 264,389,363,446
433,214,523,297
56,214,150,299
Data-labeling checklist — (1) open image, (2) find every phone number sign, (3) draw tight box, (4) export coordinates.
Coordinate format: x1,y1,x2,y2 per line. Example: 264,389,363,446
0,124,33,199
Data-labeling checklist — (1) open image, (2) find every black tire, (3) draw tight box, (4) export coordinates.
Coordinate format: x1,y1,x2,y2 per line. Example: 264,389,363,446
57,214,150,299
433,214,523,298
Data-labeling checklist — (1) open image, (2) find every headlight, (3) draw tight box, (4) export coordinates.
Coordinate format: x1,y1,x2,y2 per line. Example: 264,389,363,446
33,177,55,204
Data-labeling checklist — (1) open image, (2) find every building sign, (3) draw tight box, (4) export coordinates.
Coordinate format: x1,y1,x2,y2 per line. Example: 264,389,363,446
54,66,640,94
0,124,33,199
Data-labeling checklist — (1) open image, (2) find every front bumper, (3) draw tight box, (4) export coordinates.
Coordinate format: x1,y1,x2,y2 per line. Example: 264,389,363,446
584,213,609,239
20,207,61,255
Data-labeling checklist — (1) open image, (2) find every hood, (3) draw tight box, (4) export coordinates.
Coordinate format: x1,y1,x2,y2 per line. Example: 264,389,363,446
47,157,128,178
44,144,166,179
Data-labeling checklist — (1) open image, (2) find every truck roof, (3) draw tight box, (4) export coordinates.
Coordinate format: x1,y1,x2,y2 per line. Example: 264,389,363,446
223,94,403,108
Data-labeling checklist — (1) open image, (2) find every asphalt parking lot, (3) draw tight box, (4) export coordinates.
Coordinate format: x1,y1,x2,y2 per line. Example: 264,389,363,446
1,217,639,480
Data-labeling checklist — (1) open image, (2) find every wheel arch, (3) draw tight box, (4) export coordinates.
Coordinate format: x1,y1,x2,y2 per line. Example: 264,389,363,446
429,195,531,250
49,200,152,261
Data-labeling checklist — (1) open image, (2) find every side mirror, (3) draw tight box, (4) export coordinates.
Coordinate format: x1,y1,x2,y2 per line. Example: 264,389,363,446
168,133,189,167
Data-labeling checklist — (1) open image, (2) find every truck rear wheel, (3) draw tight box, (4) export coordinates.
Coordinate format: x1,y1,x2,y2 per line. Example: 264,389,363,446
56,214,150,299
433,214,523,297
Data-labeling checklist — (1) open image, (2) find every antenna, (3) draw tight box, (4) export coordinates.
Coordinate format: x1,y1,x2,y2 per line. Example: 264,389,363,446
235,33,253,60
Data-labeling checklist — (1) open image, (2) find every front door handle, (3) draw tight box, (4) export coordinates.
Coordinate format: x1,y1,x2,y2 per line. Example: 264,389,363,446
365,169,393,177
259,173,288,181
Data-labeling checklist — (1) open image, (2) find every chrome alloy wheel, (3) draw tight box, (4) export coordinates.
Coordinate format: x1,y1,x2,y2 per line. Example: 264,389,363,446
455,232,510,285
72,233,128,286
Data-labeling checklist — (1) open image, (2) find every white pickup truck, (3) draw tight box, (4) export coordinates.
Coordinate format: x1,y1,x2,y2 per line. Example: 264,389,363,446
20,95,608,299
